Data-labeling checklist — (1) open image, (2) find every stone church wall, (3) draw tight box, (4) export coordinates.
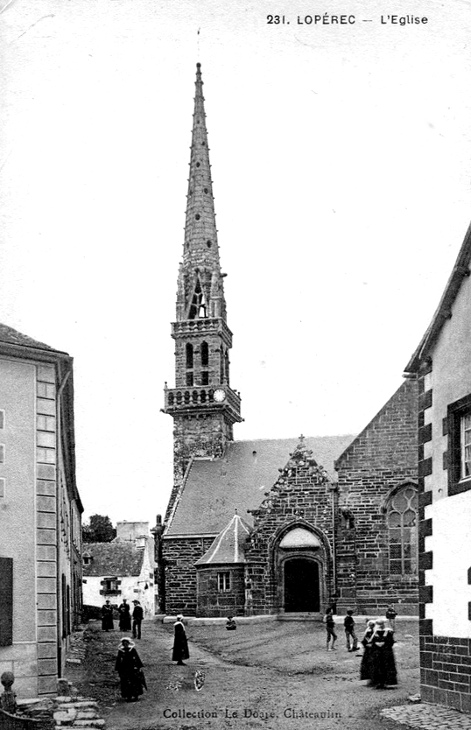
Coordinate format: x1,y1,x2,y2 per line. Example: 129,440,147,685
335,379,419,615
196,566,245,617
163,536,215,615
245,441,335,615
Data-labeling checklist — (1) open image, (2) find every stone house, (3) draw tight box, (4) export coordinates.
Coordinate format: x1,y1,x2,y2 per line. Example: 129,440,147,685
404,221,471,714
0,323,82,697
82,521,156,616
159,63,419,619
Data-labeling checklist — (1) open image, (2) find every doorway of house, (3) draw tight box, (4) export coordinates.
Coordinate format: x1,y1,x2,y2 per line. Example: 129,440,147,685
284,558,320,612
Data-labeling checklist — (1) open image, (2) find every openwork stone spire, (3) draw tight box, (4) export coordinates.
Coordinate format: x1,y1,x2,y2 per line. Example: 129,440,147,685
176,63,226,322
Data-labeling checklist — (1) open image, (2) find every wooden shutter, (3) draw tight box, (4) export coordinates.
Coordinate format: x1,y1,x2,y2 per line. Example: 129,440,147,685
0,557,13,646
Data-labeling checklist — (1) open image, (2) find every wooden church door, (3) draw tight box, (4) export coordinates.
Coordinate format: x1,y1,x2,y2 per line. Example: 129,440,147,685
284,558,320,612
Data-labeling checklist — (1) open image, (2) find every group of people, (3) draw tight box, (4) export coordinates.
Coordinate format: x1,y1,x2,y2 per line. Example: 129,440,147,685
100,599,146,702
101,598,144,638
324,605,398,689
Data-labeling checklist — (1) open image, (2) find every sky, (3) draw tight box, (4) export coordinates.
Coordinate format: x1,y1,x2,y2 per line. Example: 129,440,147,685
1,0,471,526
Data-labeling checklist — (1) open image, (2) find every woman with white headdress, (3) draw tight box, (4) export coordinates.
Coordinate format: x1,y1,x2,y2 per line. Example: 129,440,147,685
115,636,146,701
172,614,190,666
369,618,397,689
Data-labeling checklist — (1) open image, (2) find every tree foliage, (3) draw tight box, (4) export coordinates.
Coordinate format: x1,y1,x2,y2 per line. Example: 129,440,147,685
82,514,116,543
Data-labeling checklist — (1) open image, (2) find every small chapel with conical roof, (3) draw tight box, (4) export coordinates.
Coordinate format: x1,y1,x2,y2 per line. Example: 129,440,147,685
159,64,419,618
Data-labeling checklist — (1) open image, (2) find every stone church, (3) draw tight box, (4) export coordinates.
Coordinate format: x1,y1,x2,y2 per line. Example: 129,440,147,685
159,64,419,618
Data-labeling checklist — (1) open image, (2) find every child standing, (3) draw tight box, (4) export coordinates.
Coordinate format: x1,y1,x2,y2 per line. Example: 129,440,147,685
344,609,359,651
323,607,337,651
385,605,397,631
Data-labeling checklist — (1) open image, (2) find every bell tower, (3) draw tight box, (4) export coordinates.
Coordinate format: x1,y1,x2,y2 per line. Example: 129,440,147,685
163,63,243,495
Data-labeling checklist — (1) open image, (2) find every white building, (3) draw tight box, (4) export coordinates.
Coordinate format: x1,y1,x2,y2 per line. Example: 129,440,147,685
82,521,156,617
405,220,471,714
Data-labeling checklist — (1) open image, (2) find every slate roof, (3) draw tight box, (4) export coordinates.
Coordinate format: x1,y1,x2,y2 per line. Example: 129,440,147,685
82,541,145,577
165,435,355,537
195,514,252,565
0,323,65,353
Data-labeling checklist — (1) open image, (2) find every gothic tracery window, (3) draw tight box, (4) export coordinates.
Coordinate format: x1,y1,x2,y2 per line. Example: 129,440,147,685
387,485,418,575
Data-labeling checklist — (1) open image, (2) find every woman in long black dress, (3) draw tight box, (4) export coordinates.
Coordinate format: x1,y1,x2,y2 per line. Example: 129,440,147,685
172,614,189,665
118,599,131,632
115,637,146,701
359,620,376,682
370,618,397,689
101,600,114,632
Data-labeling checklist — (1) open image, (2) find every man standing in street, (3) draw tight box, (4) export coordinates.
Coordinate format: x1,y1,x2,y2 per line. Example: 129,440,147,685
132,600,144,639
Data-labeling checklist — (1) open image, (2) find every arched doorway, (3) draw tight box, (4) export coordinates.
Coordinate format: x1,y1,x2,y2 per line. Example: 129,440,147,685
284,558,320,612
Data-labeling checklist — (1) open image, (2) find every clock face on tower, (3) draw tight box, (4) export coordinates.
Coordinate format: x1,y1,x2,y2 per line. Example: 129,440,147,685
213,388,226,403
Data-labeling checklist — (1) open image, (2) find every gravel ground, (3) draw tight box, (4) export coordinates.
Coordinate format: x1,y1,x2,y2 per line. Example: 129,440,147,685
66,618,419,730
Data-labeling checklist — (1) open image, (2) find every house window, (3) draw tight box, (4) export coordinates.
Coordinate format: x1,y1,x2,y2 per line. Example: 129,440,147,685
0,445,4,463
447,394,471,496
387,486,418,575
0,411,4,429
83,555,92,565
461,413,471,479
102,578,121,594
217,572,231,592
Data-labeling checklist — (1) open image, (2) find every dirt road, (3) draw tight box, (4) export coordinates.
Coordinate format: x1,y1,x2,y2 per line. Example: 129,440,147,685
68,619,418,730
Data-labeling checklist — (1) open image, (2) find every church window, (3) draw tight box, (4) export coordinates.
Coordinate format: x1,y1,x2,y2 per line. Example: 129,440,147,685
387,486,418,575
201,342,209,367
201,372,209,386
0,410,4,428
196,162,200,167
0,445,4,463
186,373,194,387
0,478,5,498
186,344,194,369
195,214,200,220
206,240,212,248
217,572,231,592
188,279,207,319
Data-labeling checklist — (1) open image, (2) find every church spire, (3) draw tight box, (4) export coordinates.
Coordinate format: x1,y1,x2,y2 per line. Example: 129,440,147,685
176,63,226,322
164,64,242,491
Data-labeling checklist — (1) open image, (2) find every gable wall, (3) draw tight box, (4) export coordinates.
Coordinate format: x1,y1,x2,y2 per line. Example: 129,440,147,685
245,447,335,615
335,379,419,614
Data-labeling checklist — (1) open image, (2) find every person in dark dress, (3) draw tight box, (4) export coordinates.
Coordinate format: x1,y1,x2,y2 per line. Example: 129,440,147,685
323,607,337,651
360,620,376,682
370,619,397,689
344,610,359,651
118,599,131,632
101,600,114,632
132,600,144,639
226,616,237,631
172,614,190,665
115,637,146,702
